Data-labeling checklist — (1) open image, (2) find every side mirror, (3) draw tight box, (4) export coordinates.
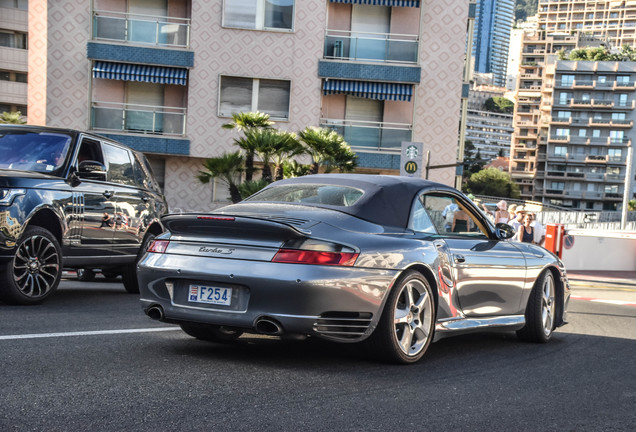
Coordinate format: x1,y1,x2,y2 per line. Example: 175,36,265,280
77,160,107,181
495,223,516,240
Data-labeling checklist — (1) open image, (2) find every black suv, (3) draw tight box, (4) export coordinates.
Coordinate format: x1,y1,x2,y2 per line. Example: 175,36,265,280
0,125,167,304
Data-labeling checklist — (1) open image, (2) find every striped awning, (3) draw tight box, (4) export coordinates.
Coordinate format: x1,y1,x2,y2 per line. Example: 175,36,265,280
329,0,420,7
92,61,188,86
323,79,413,101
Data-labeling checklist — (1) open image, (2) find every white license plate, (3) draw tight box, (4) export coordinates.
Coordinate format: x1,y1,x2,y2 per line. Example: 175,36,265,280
188,284,232,306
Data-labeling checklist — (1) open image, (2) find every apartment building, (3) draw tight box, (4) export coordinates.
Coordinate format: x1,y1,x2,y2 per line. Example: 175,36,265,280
472,0,514,87
26,0,468,211
0,0,28,118
538,0,636,48
465,85,513,161
539,60,636,210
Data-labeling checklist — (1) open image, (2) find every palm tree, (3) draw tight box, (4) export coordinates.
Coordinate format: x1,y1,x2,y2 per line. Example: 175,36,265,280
269,131,304,181
222,112,274,181
0,111,26,124
197,152,244,203
239,179,270,200
298,127,357,174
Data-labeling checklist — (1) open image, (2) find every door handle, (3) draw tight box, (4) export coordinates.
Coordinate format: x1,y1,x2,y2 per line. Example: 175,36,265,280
103,191,113,199
454,255,466,263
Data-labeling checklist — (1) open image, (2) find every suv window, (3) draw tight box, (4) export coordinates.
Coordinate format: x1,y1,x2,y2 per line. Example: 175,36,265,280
77,138,104,165
102,143,135,186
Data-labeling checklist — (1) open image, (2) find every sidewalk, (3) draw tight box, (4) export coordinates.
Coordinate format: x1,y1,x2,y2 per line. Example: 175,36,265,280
567,270,636,288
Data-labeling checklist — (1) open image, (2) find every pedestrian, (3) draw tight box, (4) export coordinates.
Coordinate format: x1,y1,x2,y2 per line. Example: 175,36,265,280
507,204,518,221
442,199,459,232
530,212,545,246
495,200,508,224
509,206,525,232
518,212,535,244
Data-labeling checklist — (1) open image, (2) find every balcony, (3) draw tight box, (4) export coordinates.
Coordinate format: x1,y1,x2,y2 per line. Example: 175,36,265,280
324,30,418,65
585,155,608,163
610,119,634,128
572,80,594,89
550,117,572,125
548,135,570,143
92,10,191,48
91,101,187,136
608,137,631,146
591,99,614,108
588,118,611,127
320,118,411,152
614,81,635,90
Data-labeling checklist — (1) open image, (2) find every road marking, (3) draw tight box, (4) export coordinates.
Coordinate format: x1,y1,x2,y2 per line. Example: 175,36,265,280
0,327,181,341
571,295,636,307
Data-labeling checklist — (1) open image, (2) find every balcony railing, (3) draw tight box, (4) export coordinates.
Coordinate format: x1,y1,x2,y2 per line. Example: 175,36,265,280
320,118,412,151
324,29,418,64
93,10,191,48
91,101,187,136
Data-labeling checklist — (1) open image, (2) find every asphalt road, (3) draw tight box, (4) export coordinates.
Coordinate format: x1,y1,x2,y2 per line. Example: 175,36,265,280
1,277,635,432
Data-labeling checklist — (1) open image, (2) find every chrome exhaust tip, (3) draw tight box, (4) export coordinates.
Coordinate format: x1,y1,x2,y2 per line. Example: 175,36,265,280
255,317,284,335
146,305,164,321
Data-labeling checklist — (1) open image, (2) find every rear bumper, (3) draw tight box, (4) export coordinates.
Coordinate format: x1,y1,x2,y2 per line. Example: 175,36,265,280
138,252,399,342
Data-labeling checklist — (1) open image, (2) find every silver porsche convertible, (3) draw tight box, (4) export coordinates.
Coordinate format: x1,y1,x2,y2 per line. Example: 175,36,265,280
138,174,570,364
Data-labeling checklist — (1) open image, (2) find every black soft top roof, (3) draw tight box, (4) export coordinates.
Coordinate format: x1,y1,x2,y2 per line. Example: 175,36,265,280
248,174,461,228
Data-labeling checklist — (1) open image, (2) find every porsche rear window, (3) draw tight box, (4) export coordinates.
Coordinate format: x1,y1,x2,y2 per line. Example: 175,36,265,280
247,184,364,207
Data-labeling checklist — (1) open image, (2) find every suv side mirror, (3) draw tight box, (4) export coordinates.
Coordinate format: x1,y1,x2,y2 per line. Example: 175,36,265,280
495,223,516,240
77,160,107,181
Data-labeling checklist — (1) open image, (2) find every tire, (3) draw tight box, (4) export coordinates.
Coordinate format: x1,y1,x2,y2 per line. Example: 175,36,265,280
0,226,62,305
517,270,557,343
180,323,243,343
77,268,96,282
366,270,436,364
122,232,156,294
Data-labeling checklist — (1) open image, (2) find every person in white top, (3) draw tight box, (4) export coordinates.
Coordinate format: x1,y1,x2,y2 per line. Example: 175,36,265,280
508,206,524,234
495,200,509,224
529,212,545,246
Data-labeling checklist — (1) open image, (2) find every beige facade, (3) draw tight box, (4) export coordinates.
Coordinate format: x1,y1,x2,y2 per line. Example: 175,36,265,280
27,0,468,211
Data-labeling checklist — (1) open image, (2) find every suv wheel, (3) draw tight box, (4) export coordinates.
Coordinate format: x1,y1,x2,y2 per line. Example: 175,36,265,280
122,233,156,294
0,226,62,305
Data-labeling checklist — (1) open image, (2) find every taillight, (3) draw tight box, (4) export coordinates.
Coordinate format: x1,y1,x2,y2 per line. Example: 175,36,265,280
147,239,170,253
272,249,358,266
197,216,235,221
272,239,358,266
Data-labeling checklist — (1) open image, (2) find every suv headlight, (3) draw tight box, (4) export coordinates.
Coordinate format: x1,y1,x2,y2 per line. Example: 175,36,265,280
0,189,26,206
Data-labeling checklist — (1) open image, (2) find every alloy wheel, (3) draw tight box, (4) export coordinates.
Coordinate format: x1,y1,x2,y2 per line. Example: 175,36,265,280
13,234,60,298
541,273,556,337
393,278,434,357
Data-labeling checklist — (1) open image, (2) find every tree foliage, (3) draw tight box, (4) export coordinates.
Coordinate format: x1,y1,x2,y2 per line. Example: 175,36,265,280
514,0,538,22
484,97,514,114
298,126,357,174
197,151,244,203
559,45,636,62
465,167,520,199
222,112,274,181
0,111,26,124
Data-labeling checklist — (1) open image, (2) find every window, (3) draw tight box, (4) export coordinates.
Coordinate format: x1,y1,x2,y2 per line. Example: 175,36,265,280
417,194,488,238
0,31,27,49
597,75,607,84
560,75,575,86
617,75,631,85
592,129,601,138
0,0,28,9
618,94,628,107
554,146,567,156
555,128,570,137
609,130,624,143
247,184,364,206
223,0,294,31
581,93,590,101
608,148,622,159
557,111,571,119
219,76,291,120
551,182,564,190
578,129,587,137
559,92,571,104
102,144,135,186
612,112,626,120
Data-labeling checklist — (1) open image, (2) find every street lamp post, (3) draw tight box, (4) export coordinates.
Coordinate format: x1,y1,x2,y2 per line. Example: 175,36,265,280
621,145,633,230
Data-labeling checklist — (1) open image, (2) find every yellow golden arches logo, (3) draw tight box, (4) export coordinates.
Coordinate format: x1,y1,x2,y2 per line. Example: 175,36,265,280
404,161,418,174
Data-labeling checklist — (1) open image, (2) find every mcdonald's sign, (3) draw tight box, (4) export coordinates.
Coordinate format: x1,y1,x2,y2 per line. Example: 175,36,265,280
400,142,423,177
